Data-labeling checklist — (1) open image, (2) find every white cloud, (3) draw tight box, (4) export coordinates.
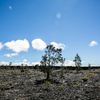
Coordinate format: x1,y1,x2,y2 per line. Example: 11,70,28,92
15,60,20,62
13,61,40,66
12,62,31,66
12,62,20,66
1,61,9,65
56,13,61,19
4,39,30,53
11,53,18,56
0,42,3,50
9,6,12,10
51,42,65,50
31,39,46,51
23,59,27,62
64,60,75,66
32,62,40,66
4,53,18,57
89,41,98,47
82,61,84,63
4,54,11,57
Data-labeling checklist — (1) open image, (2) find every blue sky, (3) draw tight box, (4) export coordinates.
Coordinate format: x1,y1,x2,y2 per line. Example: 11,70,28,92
0,0,100,66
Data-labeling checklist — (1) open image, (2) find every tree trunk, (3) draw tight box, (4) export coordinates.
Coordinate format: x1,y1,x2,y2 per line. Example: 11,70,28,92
77,66,78,73
46,69,50,80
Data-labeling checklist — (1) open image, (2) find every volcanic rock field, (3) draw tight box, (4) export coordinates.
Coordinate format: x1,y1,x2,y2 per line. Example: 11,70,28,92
0,69,100,100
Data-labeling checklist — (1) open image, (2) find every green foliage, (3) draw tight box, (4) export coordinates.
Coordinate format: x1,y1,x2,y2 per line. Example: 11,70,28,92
39,66,48,73
20,66,25,72
60,57,65,78
82,76,88,82
9,62,12,66
40,45,63,80
88,63,91,71
73,53,82,73
72,84,80,87
65,68,69,73
93,68,95,71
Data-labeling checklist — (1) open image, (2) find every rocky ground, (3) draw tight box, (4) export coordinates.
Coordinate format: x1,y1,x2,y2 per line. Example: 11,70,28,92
0,68,100,100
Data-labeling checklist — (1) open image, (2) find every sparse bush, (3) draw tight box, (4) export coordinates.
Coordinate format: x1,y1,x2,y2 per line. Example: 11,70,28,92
20,66,25,72
88,63,91,71
81,70,84,73
30,74,34,77
82,76,88,82
93,68,95,71
0,82,5,86
73,53,82,73
72,84,80,87
65,68,70,73
59,85,63,88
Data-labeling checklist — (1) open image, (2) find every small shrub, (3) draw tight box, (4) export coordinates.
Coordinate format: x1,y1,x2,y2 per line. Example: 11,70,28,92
72,84,80,87
82,76,88,82
59,85,63,88
0,82,5,86
93,68,95,71
41,77,45,79
81,70,84,73
65,68,69,73
43,73,47,76
44,80,53,88
30,74,34,77
16,75,20,78
88,63,91,71
20,67,25,72
82,73,97,82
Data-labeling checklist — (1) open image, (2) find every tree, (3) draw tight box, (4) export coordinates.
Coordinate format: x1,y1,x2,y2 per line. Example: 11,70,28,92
9,62,12,70
60,57,66,78
88,63,91,71
73,53,82,73
9,62,12,66
40,54,48,73
40,45,63,80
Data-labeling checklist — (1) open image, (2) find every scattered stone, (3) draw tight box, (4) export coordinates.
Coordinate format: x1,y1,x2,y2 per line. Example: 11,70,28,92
0,69,100,100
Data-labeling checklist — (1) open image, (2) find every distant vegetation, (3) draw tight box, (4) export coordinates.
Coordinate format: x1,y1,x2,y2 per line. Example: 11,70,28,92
0,45,100,75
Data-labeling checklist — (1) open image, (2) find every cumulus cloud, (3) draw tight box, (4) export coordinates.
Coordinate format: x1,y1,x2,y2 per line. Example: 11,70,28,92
4,53,18,57
1,61,9,65
4,39,30,53
64,60,75,66
31,39,46,51
4,54,11,57
23,59,27,62
9,6,12,10
12,62,30,66
11,53,18,56
13,61,40,66
51,42,65,50
32,62,40,66
0,42,3,50
89,41,98,47
56,13,61,19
